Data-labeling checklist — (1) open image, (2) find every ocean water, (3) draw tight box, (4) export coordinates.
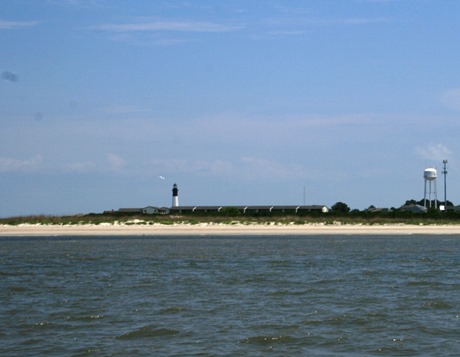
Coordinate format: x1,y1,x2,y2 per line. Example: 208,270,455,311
1,235,460,356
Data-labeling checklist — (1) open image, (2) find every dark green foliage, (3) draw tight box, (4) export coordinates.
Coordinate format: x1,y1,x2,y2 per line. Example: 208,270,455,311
219,207,241,216
2,198,460,226
331,202,351,214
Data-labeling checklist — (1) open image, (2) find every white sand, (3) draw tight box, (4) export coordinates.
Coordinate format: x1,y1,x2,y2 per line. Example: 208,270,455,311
2,223,460,236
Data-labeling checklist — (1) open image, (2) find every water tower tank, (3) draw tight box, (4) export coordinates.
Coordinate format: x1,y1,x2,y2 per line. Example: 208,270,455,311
424,168,437,180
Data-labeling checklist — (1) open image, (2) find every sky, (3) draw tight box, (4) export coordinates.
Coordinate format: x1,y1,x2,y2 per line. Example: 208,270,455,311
1,0,460,217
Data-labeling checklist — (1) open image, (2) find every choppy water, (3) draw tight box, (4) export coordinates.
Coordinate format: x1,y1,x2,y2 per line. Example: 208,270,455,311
1,235,460,356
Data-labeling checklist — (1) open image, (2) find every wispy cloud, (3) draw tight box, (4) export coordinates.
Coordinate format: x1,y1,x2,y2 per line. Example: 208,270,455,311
150,156,314,180
253,12,392,40
46,0,103,7
441,88,460,112
47,0,81,5
94,20,243,33
1,71,19,82
102,105,148,115
239,156,306,179
92,19,243,46
106,153,126,172
356,0,398,3
0,19,38,30
340,17,391,25
263,30,306,38
65,161,96,173
0,155,43,172
107,33,185,47
287,114,373,128
416,144,452,162
281,16,393,27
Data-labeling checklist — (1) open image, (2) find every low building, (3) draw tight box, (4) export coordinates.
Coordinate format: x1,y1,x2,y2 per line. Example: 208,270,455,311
118,208,143,214
107,206,171,215
170,205,329,214
399,204,427,213
142,206,170,215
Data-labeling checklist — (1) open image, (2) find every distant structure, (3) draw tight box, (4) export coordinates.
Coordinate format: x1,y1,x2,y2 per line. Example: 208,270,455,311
172,183,179,207
442,160,448,210
170,205,329,214
105,183,330,215
423,168,437,209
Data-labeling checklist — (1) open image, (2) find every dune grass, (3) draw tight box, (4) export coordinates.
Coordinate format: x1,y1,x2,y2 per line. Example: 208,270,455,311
1,211,460,226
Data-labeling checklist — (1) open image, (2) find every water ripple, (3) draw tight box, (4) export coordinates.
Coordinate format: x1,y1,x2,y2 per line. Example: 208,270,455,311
2,235,460,356
116,325,179,339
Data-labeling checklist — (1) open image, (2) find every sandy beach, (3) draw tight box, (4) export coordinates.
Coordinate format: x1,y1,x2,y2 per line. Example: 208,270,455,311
2,223,460,236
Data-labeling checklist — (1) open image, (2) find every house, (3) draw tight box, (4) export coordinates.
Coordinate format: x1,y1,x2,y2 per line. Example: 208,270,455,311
142,206,170,215
399,204,427,213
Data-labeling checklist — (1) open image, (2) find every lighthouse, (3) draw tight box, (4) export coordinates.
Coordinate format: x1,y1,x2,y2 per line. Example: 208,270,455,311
172,183,179,207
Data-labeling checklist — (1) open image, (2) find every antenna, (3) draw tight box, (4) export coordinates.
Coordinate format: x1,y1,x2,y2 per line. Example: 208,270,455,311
442,160,448,210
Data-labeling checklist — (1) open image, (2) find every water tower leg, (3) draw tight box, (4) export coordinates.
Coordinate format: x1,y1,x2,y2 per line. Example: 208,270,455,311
434,179,437,209
428,180,433,208
424,179,427,208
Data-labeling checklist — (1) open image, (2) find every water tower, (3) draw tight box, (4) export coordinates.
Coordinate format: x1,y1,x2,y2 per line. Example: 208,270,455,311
423,168,437,209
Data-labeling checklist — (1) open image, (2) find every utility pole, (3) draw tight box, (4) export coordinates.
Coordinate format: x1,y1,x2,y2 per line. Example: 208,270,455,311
442,160,448,210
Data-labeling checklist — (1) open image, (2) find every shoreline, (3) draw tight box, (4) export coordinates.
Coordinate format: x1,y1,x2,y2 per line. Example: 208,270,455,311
3,223,460,236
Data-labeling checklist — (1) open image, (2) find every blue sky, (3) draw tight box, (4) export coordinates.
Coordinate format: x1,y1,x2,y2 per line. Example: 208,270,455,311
1,0,460,217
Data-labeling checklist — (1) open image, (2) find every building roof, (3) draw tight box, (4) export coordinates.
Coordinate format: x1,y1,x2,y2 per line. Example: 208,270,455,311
170,205,329,212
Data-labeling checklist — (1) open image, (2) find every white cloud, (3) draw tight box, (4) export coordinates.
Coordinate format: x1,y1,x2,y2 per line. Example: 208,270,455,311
107,33,186,47
265,30,306,37
95,21,243,33
341,17,391,25
441,88,460,112
356,0,398,3
46,0,102,7
416,144,452,162
92,19,243,46
106,153,126,171
0,19,38,30
65,161,96,173
150,159,213,175
0,155,43,172
150,156,313,180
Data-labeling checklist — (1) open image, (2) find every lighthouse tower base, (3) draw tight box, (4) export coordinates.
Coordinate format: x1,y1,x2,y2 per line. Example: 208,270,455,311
172,184,179,208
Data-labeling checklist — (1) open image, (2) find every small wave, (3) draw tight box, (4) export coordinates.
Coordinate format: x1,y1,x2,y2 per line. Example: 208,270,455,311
30,321,68,330
160,306,185,314
267,259,292,267
270,289,308,296
239,335,298,345
423,300,452,309
371,344,418,355
421,256,435,262
406,280,437,287
71,347,103,356
116,325,178,340
7,286,29,292
23,339,41,345
69,315,105,322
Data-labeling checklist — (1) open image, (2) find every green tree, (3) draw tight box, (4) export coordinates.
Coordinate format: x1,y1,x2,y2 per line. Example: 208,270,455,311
220,207,240,216
331,201,351,214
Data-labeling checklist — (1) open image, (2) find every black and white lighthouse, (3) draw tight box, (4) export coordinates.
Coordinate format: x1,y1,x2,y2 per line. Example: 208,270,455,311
172,183,179,207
